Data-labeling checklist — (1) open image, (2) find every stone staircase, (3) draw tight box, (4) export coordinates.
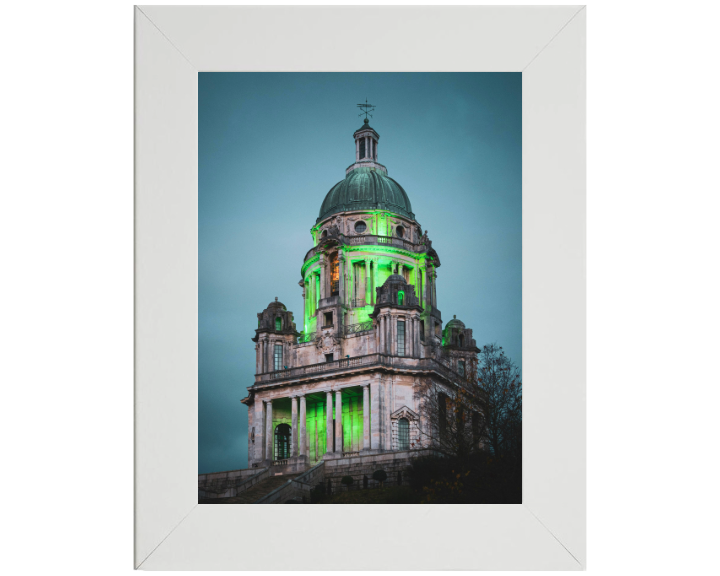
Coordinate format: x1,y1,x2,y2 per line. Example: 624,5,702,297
199,474,299,504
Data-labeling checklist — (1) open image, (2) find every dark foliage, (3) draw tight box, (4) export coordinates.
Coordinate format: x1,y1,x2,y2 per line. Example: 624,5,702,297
408,452,521,504
372,469,388,485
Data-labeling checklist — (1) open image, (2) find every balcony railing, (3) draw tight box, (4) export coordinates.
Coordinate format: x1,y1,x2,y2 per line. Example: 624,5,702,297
255,353,464,385
344,320,374,336
304,234,428,263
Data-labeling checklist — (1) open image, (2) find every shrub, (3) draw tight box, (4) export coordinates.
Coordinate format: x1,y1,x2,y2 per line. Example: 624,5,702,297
341,475,354,488
372,469,388,486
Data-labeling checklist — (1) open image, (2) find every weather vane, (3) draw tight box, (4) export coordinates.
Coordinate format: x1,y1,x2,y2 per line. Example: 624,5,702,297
357,98,375,121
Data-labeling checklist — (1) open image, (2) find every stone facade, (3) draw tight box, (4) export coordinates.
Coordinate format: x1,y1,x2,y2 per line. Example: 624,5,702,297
234,120,481,484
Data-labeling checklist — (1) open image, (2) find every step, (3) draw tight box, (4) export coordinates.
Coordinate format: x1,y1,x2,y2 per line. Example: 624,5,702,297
200,474,299,504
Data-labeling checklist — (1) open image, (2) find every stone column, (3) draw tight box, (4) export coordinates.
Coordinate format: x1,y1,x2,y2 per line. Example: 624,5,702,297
335,389,343,453
379,315,385,354
291,396,298,457
362,384,370,450
267,339,273,372
373,259,379,303
319,255,326,300
406,316,413,358
299,395,307,457
255,399,265,462
338,249,345,305
356,138,359,161
261,339,267,373
325,390,333,454
370,379,383,450
265,399,273,461
390,314,396,356
364,258,370,303
255,343,260,374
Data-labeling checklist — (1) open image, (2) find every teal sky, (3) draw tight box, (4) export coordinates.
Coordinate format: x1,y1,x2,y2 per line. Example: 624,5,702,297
199,73,521,474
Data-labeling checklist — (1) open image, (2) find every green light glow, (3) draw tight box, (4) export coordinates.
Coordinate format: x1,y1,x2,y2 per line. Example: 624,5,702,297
398,290,404,305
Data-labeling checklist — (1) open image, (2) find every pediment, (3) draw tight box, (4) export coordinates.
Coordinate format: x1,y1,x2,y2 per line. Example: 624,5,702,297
390,405,418,421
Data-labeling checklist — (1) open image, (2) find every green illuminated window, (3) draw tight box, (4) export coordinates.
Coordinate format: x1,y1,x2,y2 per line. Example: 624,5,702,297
398,418,409,450
273,344,283,371
274,423,290,459
275,317,282,331
397,320,405,357
398,291,404,306
420,320,425,342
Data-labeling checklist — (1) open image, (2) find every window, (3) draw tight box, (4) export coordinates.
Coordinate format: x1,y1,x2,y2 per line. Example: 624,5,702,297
396,225,405,238
397,320,405,357
324,312,333,327
275,317,282,331
420,320,425,342
458,360,465,377
354,220,367,233
359,138,366,158
321,229,327,238
397,290,404,306
329,253,339,295
398,418,410,450
459,333,465,347
438,393,447,437
273,344,283,371
325,353,334,363
274,424,290,459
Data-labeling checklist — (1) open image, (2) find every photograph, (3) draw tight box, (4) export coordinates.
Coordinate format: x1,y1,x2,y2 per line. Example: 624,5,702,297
197,73,522,504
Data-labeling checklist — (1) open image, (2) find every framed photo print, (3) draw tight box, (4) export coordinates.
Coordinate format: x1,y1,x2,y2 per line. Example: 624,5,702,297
135,5,585,570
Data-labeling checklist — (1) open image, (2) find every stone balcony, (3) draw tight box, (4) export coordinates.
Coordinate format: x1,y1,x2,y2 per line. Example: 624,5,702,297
253,352,464,388
303,234,429,263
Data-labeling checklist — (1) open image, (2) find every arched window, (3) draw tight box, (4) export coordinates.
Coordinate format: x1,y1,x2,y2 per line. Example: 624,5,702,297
397,290,404,306
274,423,291,459
275,317,282,331
459,333,465,347
398,418,410,450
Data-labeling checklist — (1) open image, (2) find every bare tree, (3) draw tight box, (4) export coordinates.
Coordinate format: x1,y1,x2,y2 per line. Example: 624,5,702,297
476,344,522,460
413,359,485,458
414,344,522,461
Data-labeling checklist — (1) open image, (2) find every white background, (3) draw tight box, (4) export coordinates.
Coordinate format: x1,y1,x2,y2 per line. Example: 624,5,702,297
1,1,718,574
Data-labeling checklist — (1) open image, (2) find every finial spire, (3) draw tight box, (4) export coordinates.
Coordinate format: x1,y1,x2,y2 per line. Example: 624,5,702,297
357,98,375,121
275,296,278,302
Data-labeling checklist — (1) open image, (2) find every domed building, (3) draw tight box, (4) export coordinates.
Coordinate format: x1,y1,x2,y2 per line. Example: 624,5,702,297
203,118,483,500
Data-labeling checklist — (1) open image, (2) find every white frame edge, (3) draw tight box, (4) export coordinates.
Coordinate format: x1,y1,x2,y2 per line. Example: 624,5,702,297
135,5,586,570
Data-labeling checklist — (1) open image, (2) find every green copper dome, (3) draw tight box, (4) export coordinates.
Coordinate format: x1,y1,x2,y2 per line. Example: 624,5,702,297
318,167,414,222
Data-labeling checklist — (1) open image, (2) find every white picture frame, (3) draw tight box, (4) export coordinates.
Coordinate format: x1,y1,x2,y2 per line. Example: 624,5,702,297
135,5,585,570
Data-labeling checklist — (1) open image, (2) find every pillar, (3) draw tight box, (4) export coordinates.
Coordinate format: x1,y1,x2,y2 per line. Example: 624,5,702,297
338,249,345,305
326,390,333,454
265,399,273,461
254,399,265,462
379,315,385,354
362,384,370,450
370,379,383,450
299,395,307,457
319,256,326,300
291,396,298,457
373,259,379,302
335,389,343,453
356,137,360,161
364,258,370,303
